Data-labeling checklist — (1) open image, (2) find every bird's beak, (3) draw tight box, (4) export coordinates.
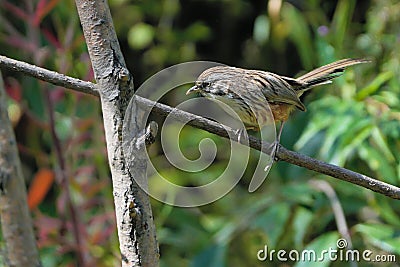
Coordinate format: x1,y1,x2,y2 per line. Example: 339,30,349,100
186,85,198,95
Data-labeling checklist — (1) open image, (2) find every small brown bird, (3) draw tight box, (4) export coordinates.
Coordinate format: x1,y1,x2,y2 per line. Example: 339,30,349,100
186,59,369,155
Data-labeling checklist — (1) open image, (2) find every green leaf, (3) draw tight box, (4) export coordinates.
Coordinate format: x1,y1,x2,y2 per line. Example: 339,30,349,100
320,115,354,159
23,79,45,119
356,71,394,100
281,3,314,69
315,37,336,64
354,223,400,254
191,244,226,267
281,183,315,205
294,232,340,267
128,23,155,49
253,15,270,45
294,114,334,150
370,126,395,162
358,144,398,183
293,207,313,248
373,197,400,228
378,91,400,107
330,118,373,165
55,115,72,141
331,0,356,49
251,203,291,247
185,22,211,41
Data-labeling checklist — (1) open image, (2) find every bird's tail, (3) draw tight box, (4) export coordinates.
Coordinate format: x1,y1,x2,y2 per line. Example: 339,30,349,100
297,58,370,90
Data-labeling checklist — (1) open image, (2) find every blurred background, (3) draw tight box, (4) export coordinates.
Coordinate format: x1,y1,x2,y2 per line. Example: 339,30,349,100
1,0,399,266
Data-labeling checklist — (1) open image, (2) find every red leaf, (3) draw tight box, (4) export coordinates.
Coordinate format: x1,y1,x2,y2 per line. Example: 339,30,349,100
3,1,29,21
41,28,62,48
34,0,61,25
27,168,55,210
5,77,22,102
49,87,65,102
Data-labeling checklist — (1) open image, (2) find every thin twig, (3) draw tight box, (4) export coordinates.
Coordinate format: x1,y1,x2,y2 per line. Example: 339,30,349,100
43,86,86,266
309,181,353,244
309,180,357,267
1,55,399,199
0,55,98,96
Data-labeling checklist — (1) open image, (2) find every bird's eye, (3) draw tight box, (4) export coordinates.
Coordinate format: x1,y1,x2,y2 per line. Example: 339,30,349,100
202,82,211,88
195,81,211,89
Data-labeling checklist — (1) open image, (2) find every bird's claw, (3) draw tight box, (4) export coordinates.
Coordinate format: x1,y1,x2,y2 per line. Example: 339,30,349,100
268,141,280,162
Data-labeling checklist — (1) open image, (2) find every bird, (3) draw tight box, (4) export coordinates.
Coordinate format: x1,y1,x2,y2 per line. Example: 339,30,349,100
186,58,369,158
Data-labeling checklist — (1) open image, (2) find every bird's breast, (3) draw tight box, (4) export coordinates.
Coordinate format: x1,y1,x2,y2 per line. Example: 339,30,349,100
269,103,295,122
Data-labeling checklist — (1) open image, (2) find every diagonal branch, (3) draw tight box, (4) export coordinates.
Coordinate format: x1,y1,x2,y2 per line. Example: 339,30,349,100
1,55,399,200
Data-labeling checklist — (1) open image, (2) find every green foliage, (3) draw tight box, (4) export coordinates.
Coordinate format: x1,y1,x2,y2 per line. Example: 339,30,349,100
354,223,400,254
1,0,399,266
128,23,155,49
281,3,314,69
294,232,340,267
253,15,270,45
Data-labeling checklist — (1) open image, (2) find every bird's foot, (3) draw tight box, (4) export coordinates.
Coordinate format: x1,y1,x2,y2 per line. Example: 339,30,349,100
268,140,280,162
262,141,280,171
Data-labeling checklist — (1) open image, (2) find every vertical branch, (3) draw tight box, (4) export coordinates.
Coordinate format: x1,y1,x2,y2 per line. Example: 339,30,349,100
0,72,41,266
74,1,159,266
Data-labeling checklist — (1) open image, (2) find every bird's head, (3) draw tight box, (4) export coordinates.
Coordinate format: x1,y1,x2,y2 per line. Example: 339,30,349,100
186,66,236,96
186,69,217,95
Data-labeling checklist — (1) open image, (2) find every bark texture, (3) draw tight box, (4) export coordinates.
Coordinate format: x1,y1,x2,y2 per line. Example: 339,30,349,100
0,72,41,266
74,1,159,266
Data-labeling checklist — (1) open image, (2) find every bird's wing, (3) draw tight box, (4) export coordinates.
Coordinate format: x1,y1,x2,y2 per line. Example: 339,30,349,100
251,71,306,111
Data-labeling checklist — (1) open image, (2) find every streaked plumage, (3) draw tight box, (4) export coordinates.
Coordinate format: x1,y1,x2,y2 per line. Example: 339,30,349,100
187,59,369,134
